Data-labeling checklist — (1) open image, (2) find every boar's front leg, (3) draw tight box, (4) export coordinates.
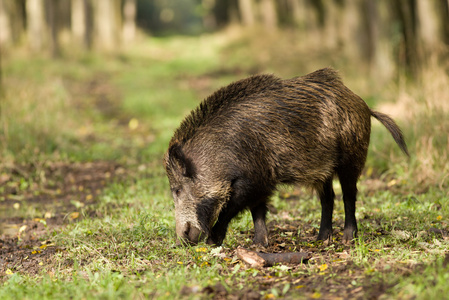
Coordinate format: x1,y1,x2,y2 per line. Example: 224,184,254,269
251,204,269,246
207,201,244,246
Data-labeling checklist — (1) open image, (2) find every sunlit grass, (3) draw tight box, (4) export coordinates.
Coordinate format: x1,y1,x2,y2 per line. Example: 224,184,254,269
1,31,448,299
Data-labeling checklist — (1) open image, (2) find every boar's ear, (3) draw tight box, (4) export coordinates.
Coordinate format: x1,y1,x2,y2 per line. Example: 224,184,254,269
168,144,196,178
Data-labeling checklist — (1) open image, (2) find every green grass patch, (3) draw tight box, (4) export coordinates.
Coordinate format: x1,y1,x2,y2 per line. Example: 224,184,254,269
1,33,448,299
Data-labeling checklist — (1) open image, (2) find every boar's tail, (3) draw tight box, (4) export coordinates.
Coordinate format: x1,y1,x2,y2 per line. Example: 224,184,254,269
371,110,409,156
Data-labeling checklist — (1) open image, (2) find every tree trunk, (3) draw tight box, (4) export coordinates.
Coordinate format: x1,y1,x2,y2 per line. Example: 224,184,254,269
288,0,307,28
394,0,420,75
47,0,61,57
84,0,93,50
416,0,441,59
260,0,277,31
238,0,255,26
8,1,26,46
0,0,11,47
93,0,120,51
71,0,86,47
365,0,395,81
319,0,338,49
123,0,136,44
339,0,361,57
26,0,47,52
0,31,5,149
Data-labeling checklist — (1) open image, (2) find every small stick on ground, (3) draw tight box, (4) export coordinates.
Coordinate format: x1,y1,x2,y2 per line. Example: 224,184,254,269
236,246,311,268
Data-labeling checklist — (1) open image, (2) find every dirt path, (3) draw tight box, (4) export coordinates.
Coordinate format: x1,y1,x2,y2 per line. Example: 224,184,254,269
0,161,123,276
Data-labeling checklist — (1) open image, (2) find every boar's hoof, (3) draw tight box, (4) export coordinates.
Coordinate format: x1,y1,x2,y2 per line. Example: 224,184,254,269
342,228,357,244
316,229,332,244
253,234,269,247
206,231,225,246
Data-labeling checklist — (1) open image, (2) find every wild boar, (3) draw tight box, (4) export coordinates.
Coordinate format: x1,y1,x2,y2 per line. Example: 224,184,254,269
164,68,408,246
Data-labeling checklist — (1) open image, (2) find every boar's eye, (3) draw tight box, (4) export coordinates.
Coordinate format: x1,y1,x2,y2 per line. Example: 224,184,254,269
173,188,181,197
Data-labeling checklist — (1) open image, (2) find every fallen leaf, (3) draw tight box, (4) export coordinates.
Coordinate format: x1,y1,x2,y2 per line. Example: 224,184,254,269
70,212,80,220
5,269,14,275
391,230,412,241
18,225,27,234
318,264,328,272
71,200,85,208
366,166,373,177
387,179,397,187
129,118,139,130
0,173,10,183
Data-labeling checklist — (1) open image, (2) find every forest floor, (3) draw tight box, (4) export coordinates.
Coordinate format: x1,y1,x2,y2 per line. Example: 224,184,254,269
0,161,122,277
1,33,448,299
1,165,448,299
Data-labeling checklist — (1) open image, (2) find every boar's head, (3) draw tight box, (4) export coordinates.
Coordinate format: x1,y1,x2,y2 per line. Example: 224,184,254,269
164,143,230,245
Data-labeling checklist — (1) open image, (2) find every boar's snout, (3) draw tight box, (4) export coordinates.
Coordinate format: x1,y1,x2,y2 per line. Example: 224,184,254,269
176,221,203,245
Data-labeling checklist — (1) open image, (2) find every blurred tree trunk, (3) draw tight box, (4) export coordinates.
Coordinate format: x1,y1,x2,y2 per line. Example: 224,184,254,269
364,1,395,80
26,0,47,52
0,0,12,47
93,0,121,51
393,0,419,75
339,0,361,56
260,0,277,31
85,0,93,50
9,1,26,46
71,0,86,47
238,0,255,26
213,0,239,27
321,0,340,49
288,0,307,28
442,0,449,45
0,1,26,47
201,0,216,30
0,27,4,148
0,36,3,96
415,0,443,60
123,0,136,44
47,0,61,57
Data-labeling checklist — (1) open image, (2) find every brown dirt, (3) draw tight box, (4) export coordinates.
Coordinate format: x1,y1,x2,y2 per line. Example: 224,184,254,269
0,72,427,298
177,218,401,300
0,161,124,277
0,164,407,299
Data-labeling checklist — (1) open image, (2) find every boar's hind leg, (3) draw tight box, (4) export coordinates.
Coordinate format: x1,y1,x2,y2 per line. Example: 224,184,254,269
338,169,359,243
316,178,335,243
251,204,269,246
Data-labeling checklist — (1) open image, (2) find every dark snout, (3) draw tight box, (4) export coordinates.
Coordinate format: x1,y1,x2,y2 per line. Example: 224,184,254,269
175,221,204,245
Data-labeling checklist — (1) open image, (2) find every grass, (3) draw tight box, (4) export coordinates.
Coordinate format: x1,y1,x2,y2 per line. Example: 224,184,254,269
1,30,448,299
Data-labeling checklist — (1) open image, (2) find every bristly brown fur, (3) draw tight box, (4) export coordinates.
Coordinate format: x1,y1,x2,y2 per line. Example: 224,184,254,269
164,67,408,246
171,74,282,145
